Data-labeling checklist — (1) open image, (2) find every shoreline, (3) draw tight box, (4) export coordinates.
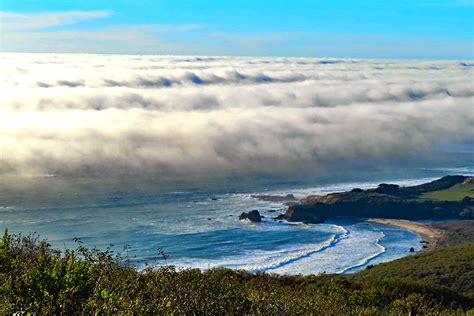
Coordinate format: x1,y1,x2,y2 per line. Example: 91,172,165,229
367,218,443,250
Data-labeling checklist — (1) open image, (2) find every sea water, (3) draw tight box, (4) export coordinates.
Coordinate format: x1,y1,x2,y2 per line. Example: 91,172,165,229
1,165,472,275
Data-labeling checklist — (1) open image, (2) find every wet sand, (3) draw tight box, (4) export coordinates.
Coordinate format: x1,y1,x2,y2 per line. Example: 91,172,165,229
367,218,443,250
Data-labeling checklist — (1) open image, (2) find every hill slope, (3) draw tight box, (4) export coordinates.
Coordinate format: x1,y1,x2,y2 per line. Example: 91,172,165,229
421,177,474,201
351,242,474,299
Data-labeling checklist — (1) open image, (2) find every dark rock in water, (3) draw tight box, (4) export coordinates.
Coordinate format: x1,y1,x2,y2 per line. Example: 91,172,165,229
351,188,364,193
268,209,277,213
409,247,415,252
273,214,285,220
239,210,262,223
462,196,473,204
284,207,325,224
211,197,218,201
207,218,212,220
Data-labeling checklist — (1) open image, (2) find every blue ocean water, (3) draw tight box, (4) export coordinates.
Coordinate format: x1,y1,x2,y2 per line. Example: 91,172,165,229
0,165,472,275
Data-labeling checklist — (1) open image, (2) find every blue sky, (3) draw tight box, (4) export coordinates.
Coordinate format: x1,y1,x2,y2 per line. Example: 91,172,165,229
1,0,473,58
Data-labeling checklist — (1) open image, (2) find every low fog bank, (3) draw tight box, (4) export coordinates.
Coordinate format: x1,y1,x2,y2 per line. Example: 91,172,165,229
0,54,472,177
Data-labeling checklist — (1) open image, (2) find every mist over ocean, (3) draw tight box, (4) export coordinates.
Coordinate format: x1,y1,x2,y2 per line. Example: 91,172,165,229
1,54,473,274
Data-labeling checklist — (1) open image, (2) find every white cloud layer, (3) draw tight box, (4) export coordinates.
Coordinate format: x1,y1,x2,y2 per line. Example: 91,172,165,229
0,53,473,176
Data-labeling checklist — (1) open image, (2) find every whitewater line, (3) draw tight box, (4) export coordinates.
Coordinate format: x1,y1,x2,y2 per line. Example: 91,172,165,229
337,232,386,274
248,224,350,273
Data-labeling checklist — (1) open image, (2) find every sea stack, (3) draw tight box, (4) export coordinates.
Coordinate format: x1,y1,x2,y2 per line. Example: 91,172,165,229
239,210,262,223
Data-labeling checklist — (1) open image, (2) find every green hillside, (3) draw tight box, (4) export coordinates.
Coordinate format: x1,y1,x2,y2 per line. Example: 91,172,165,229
350,242,474,299
421,178,474,201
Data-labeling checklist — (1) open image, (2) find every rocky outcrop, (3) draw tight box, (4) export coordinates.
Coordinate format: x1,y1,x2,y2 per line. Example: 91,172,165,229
281,176,474,223
251,194,297,202
282,207,325,224
239,210,262,223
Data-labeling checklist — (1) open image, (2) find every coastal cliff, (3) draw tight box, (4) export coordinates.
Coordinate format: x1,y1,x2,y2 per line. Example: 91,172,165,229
281,176,474,223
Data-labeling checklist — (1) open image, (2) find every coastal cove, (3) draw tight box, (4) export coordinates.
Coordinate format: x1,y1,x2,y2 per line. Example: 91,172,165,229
163,219,423,275
3,171,471,275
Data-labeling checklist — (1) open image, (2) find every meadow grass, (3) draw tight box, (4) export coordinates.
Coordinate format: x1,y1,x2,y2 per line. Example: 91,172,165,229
420,180,474,201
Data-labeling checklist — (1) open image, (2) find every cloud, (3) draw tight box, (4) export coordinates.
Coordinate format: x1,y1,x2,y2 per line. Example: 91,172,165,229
0,10,113,31
0,10,205,55
1,25,207,55
0,54,473,176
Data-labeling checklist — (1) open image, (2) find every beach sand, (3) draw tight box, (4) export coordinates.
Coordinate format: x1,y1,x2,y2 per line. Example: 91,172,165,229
367,218,443,250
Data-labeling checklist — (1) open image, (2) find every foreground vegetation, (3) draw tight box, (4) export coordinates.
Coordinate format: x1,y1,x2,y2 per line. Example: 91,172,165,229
1,230,473,314
351,242,474,299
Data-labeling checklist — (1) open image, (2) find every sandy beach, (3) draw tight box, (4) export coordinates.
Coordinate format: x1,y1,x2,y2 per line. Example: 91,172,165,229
367,218,443,250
